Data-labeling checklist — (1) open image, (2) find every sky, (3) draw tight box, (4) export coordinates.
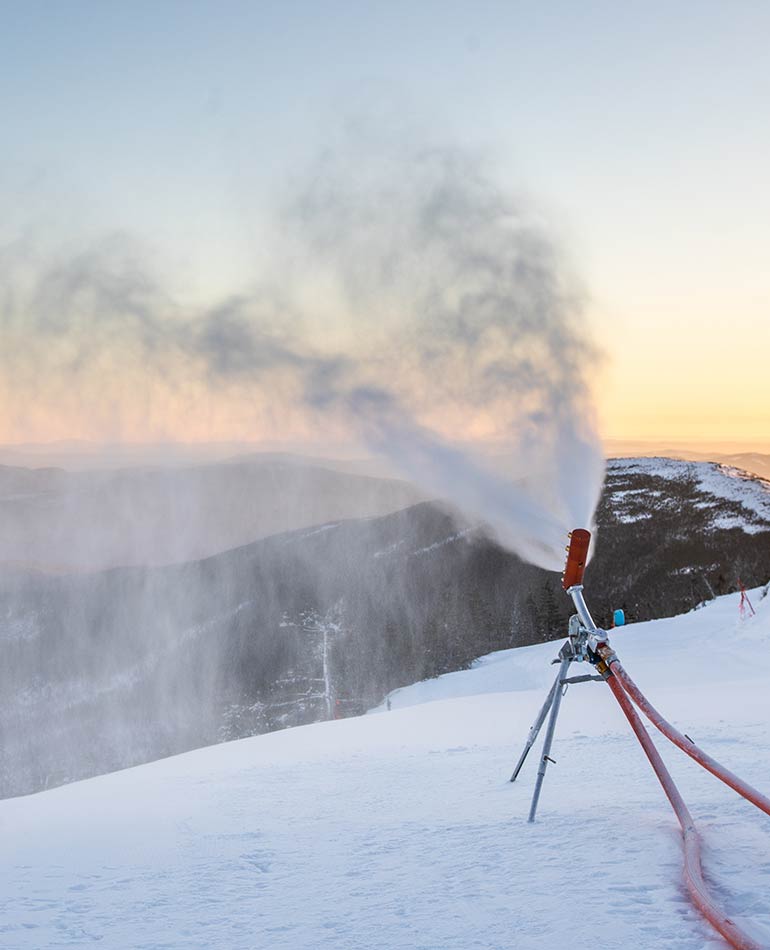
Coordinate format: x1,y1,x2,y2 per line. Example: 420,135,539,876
1,0,769,450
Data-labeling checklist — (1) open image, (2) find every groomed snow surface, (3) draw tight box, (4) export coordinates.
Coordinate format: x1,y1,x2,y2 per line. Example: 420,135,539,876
3,590,770,949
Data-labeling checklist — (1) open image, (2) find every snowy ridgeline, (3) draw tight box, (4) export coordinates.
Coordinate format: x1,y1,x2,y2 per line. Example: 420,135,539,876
1,588,769,949
607,456,770,532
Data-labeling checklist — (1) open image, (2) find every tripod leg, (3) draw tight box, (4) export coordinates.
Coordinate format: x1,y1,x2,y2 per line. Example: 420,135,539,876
510,674,560,782
528,656,571,822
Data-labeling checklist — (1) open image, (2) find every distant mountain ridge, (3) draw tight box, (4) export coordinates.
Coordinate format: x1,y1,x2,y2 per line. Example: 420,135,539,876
1,456,769,799
0,457,424,571
606,456,770,531
607,446,770,482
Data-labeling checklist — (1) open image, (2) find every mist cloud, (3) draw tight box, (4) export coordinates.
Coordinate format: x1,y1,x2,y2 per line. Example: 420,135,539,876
1,139,605,571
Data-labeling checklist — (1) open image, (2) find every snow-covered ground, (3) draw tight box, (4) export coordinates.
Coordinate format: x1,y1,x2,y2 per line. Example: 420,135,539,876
2,589,770,949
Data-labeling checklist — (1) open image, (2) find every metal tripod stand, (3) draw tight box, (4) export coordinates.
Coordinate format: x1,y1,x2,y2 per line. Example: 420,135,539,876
510,591,608,822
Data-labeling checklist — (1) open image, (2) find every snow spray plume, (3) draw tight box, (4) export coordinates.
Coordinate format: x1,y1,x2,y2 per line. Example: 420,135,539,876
191,145,605,571
0,140,605,798
1,144,604,571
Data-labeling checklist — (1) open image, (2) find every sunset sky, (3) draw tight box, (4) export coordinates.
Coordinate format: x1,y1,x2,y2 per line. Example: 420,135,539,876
1,0,768,451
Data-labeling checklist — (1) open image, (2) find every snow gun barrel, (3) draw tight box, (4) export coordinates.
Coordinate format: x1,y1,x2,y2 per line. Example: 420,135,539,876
561,529,590,591
562,528,597,630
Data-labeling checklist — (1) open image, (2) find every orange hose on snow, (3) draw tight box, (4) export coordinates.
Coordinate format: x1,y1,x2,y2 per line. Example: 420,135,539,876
611,660,770,818
605,672,764,950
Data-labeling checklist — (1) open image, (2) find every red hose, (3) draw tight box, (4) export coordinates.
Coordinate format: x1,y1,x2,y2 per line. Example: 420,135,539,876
605,673,764,950
611,660,770,818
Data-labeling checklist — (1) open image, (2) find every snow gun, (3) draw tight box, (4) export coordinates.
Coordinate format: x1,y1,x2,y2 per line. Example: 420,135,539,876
511,527,770,950
560,528,606,648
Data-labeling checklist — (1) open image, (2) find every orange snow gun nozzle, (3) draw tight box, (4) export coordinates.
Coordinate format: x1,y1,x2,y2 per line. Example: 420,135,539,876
562,529,591,590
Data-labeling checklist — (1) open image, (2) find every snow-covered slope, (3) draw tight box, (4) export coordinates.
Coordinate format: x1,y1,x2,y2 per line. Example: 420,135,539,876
607,456,770,532
2,590,770,949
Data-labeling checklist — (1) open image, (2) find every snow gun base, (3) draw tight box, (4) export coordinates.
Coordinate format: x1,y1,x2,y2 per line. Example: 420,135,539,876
509,527,769,950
